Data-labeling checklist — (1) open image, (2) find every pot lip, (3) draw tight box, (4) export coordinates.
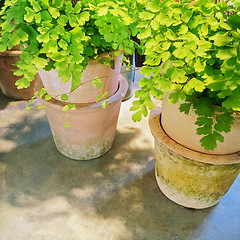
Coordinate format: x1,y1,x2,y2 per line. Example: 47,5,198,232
163,93,240,118
38,75,128,109
149,106,240,165
37,51,123,70
87,50,123,65
0,50,22,56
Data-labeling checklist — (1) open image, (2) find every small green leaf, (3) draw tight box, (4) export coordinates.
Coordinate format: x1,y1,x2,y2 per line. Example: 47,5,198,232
62,105,69,111
57,15,68,26
24,7,35,22
172,47,188,59
48,7,60,19
139,11,155,20
166,29,177,41
98,6,109,16
0,42,7,52
213,131,224,143
145,97,154,110
210,33,233,47
31,0,42,11
39,88,47,98
195,116,213,127
140,66,153,78
45,95,52,100
61,94,68,101
16,78,31,89
32,57,48,69
92,77,103,89
216,48,238,60
151,17,159,30
200,134,217,151
1,20,13,31
37,105,45,109
208,15,219,31
137,26,151,39
40,0,49,7
58,39,68,50
179,25,188,35
222,91,240,110
171,68,188,83
73,2,82,13
76,12,90,25
189,78,205,92
132,110,143,122
146,2,161,13
182,9,193,23
102,99,110,109
68,103,76,110
215,114,234,133
179,103,191,115
220,21,231,30
65,123,70,128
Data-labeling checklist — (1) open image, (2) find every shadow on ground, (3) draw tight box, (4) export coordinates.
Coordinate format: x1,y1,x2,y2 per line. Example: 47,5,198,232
0,89,16,110
0,122,215,240
1,104,239,240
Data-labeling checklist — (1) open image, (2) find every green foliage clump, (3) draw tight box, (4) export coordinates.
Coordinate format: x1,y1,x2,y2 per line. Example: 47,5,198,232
132,0,240,151
0,0,137,92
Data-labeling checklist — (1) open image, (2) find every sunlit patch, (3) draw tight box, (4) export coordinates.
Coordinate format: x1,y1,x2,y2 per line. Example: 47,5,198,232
71,187,95,199
0,139,16,153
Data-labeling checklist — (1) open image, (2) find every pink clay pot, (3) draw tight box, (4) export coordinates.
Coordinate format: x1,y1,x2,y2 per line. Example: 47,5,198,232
39,76,128,160
0,50,37,100
161,94,240,154
38,53,123,103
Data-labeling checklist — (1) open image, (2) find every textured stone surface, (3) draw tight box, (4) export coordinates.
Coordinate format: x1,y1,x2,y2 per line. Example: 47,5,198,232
0,70,240,240
155,141,240,209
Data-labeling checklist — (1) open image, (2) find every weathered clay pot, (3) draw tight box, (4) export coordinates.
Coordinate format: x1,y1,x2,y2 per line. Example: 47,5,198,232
161,94,240,154
0,50,37,100
39,76,128,160
149,107,240,209
38,53,123,103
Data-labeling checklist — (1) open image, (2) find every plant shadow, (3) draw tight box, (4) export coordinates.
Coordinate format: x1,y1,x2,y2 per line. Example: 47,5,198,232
0,88,15,110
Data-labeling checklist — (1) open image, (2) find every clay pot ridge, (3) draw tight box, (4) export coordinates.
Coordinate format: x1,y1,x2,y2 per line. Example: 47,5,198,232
0,50,22,57
149,107,240,165
38,75,128,110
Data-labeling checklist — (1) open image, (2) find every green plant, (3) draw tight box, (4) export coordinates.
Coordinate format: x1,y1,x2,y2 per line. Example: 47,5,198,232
0,0,138,104
131,0,240,151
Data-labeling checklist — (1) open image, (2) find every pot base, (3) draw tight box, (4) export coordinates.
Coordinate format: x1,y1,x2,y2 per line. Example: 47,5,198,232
53,132,114,160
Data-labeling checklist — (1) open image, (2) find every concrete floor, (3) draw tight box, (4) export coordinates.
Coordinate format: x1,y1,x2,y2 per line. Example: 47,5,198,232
0,74,240,240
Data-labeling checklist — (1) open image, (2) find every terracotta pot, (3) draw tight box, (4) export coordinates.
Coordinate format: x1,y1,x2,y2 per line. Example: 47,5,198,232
0,50,37,100
161,94,240,154
38,53,123,103
121,65,135,101
149,107,240,209
38,76,128,160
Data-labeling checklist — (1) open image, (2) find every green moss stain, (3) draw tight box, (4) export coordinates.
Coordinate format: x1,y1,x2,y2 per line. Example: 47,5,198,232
155,141,240,205
53,134,114,160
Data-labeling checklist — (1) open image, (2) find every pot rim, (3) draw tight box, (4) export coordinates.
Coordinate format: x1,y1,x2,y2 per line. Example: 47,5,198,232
163,93,240,118
87,50,123,65
0,50,22,56
37,75,128,109
149,107,240,165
